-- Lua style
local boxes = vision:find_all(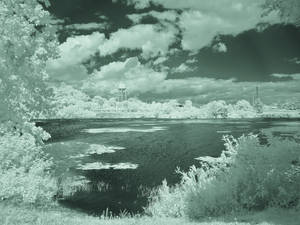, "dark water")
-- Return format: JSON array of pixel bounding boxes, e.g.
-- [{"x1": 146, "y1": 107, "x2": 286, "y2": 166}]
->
[{"x1": 37, "y1": 118, "x2": 300, "y2": 216}]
